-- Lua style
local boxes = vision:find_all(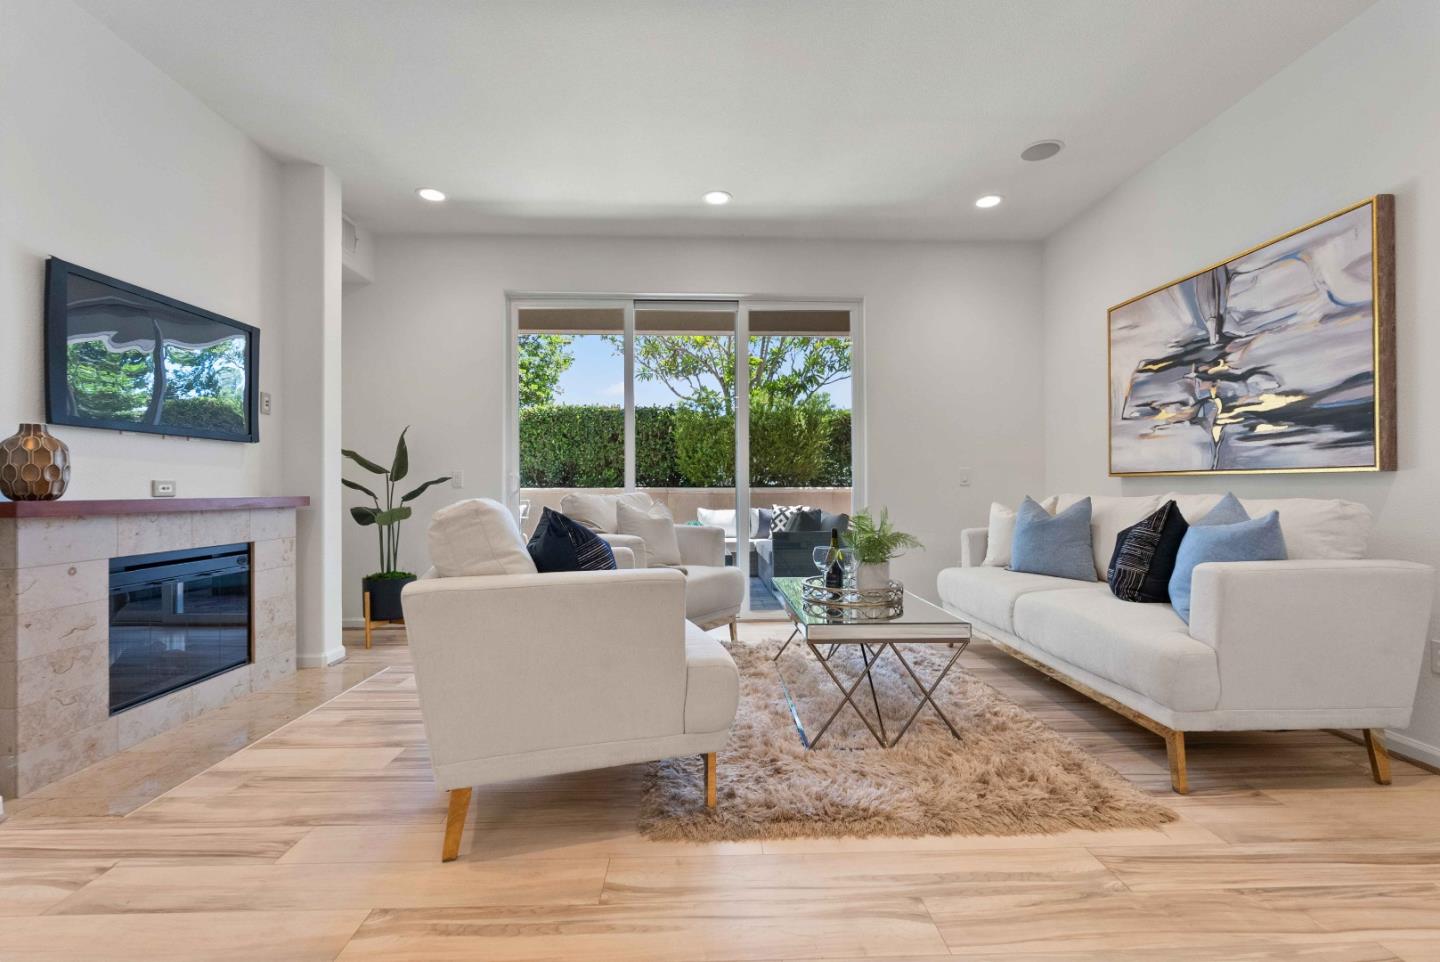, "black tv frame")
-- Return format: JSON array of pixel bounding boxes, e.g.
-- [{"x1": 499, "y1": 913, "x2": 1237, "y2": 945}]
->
[{"x1": 44, "y1": 258, "x2": 260, "y2": 443}]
